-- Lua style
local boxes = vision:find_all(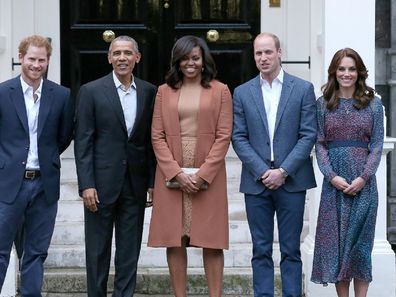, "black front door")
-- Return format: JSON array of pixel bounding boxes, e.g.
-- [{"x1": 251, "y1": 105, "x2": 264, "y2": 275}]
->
[{"x1": 60, "y1": 0, "x2": 260, "y2": 97}]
